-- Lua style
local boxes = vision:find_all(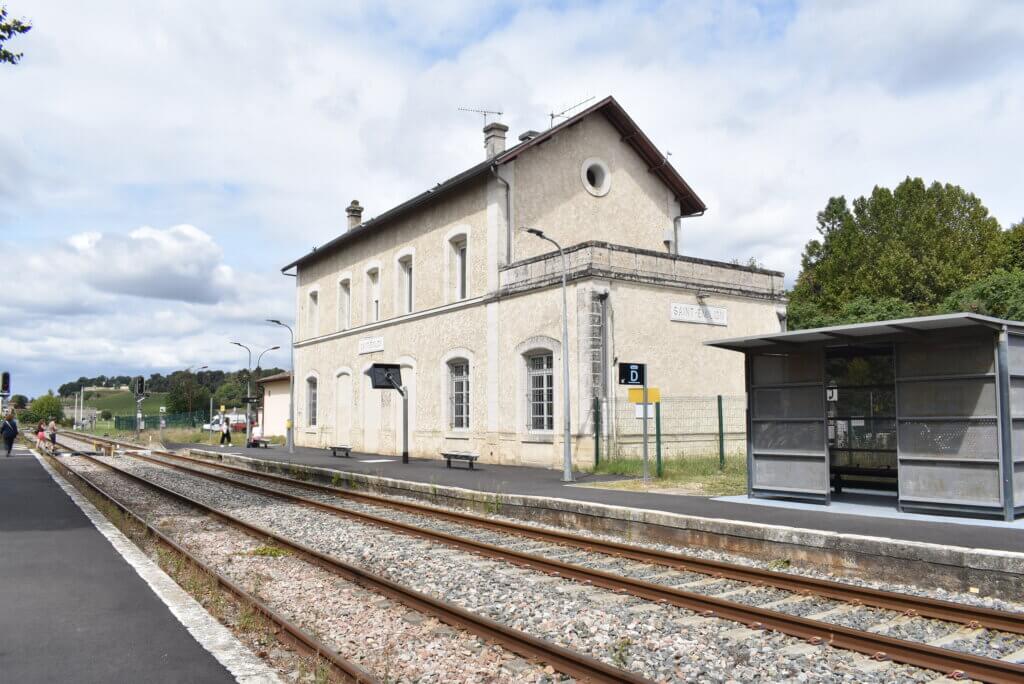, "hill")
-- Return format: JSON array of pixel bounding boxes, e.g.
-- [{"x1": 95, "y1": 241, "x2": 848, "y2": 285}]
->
[{"x1": 84, "y1": 391, "x2": 169, "y2": 415}]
